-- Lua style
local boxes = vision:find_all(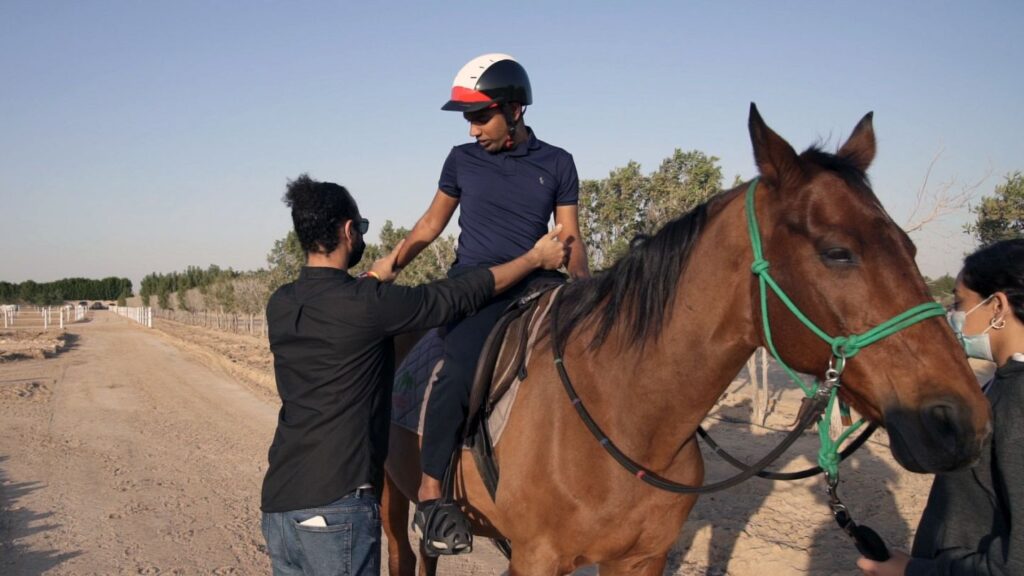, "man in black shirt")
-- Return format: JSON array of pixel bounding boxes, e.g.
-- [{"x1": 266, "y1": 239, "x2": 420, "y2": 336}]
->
[{"x1": 260, "y1": 174, "x2": 567, "y2": 575}]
